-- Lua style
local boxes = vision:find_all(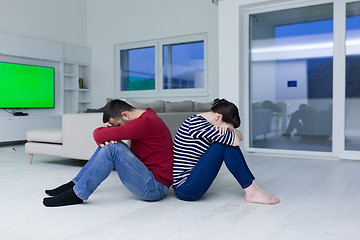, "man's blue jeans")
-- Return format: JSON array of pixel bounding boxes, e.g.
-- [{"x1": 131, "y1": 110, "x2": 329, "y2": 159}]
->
[
  {"x1": 72, "y1": 142, "x2": 169, "y2": 201},
  {"x1": 174, "y1": 142, "x2": 255, "y2": 201}
]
